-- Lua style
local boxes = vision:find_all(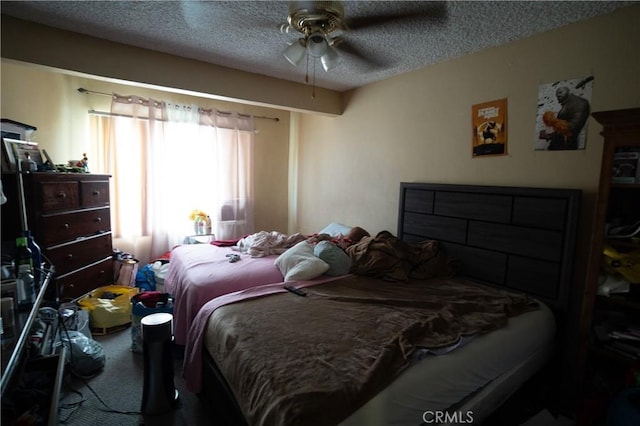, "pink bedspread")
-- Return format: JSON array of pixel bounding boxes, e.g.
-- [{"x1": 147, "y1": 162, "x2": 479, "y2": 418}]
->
[
  {"x1": 164, "y1": 244, "x2": 284, "y2": 345},
  {"x1": 183, "y1": 276, "x2": 345, "y2": 393}
]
